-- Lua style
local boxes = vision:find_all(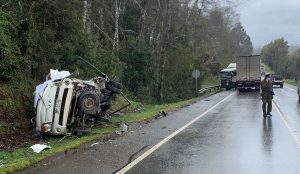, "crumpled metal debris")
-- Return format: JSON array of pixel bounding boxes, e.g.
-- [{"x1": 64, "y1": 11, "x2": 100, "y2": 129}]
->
[
  {"x1": 30, "y1": 144, "x2": 51, "y2": 153},
  {"x1": 115, "y1": 122, "x2": 128, "y2": 135},
  {"x1": 91, "y1": 142, "x2": 100, "y2": 147},
  {"x1": 154, "y1": 111, "x2": 168, "y2": 119},
  {"x1": 113, "y1": 112, "x2": 125, "y2": 116}
]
